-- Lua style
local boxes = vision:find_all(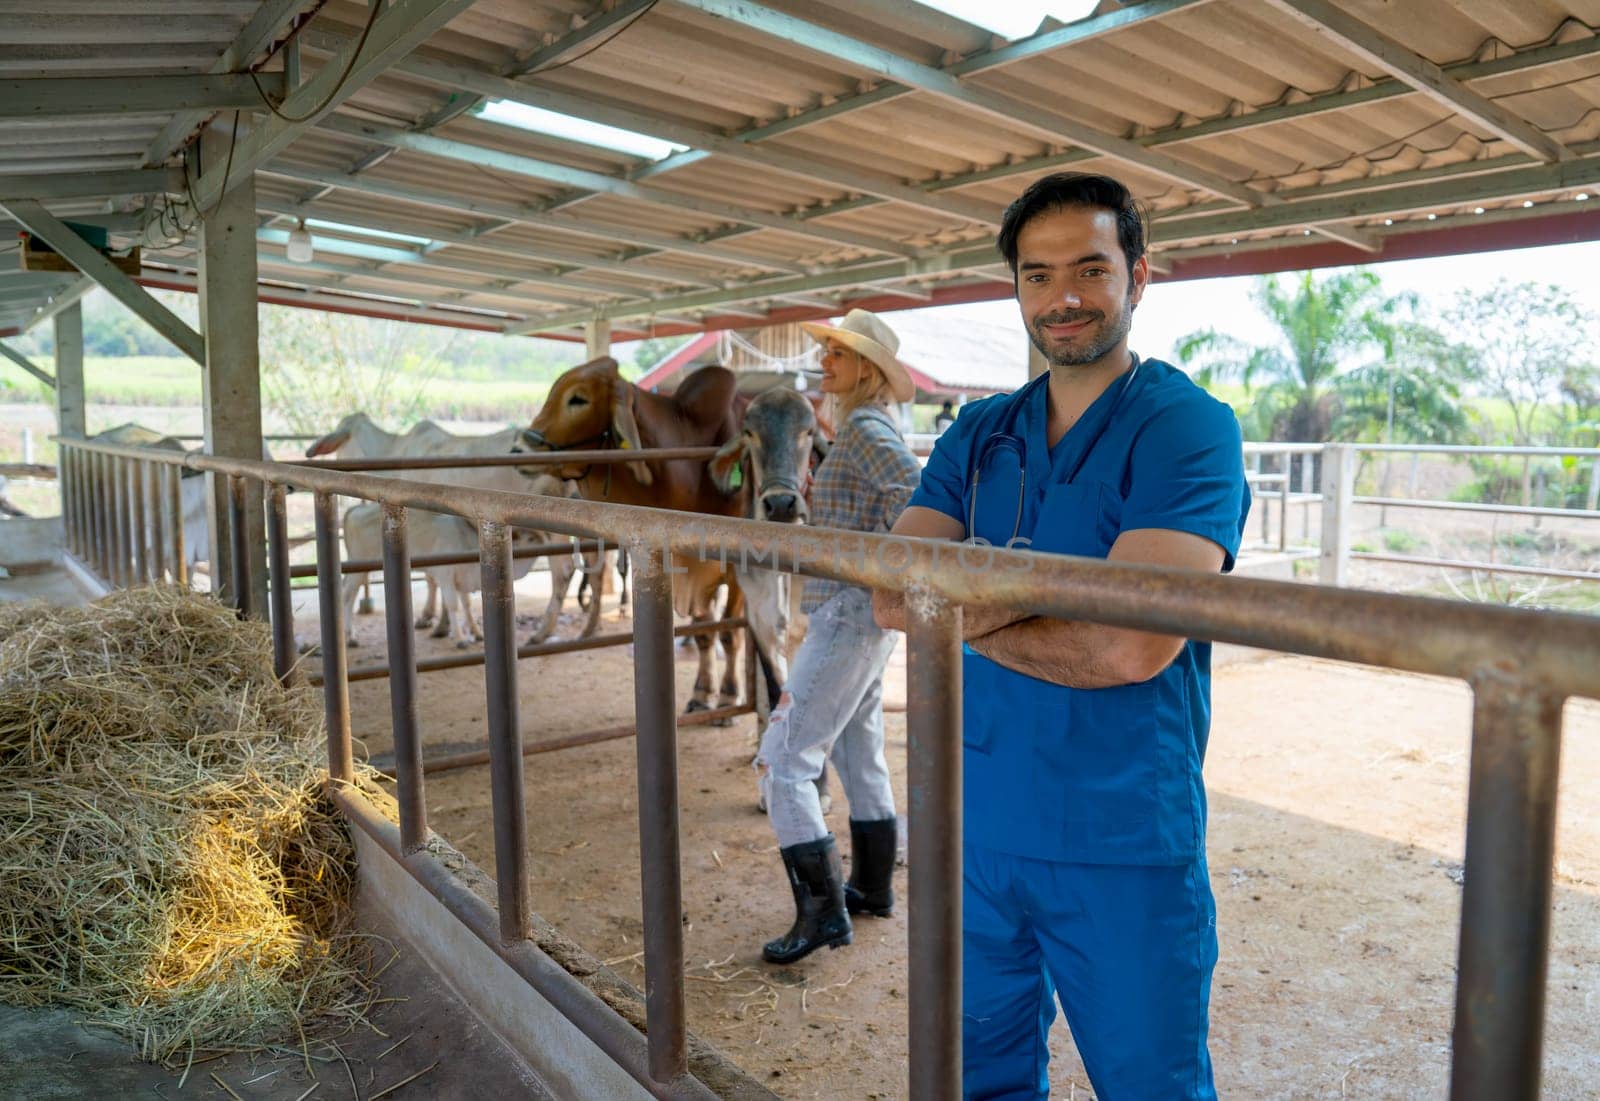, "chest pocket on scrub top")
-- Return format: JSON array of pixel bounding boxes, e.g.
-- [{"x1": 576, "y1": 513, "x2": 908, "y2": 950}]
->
[{"x1": 1028, "y1": 479, "x2": 1124, "y2": 559}]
